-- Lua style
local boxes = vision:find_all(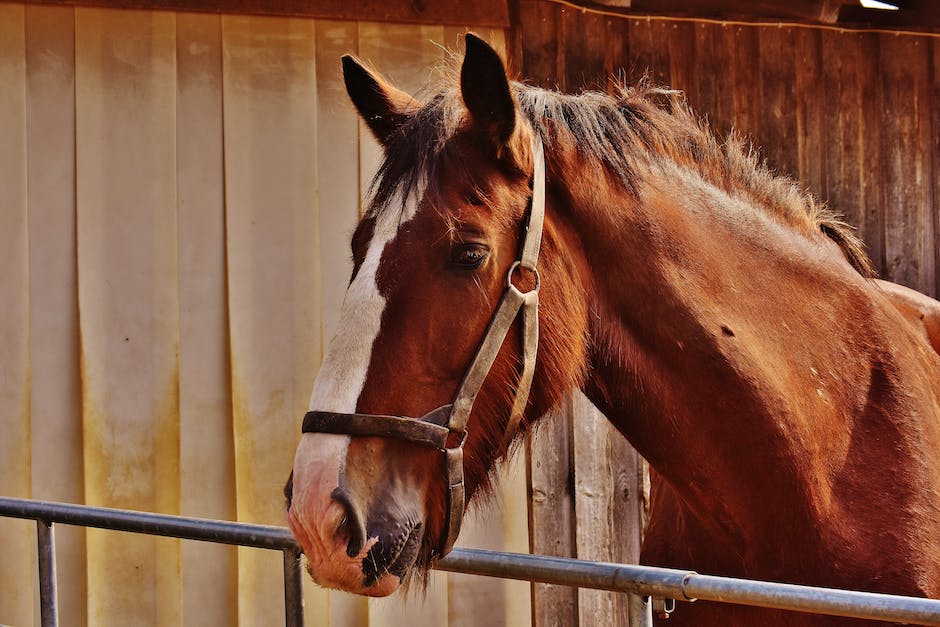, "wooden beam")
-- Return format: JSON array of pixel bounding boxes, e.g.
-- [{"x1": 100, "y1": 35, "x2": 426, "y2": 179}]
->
[
  {"x1": 837, "y1": 5, "x2": 940, "y2": 30},
  {"x1": 20, "y1": 0, "x2": 510, "y2": 27},
  {"x1": 604, "y1": 0, "x2": 851, "y2": 23}
]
